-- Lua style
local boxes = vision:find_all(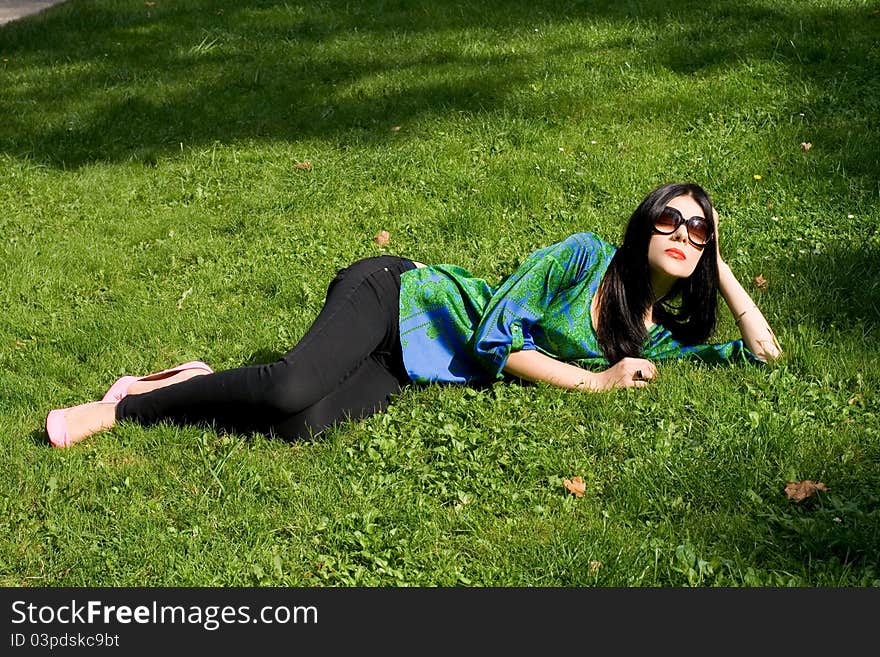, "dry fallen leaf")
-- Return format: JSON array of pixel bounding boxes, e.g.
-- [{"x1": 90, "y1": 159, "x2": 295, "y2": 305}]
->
[
  {"x1": 784, "y1": 480, "x2": 827, "y2": 502},
  {"x1": 754, "y1": 275, "x2": 768, "y2": 290},
  {"x1": 589, "y1": 560, "x2": 601, "y2": 575},
  {"x1": 373, "y1": 230, "x2": 391, "y2": 246},
  {"x1": 293, "y1": 161, "x2": 312, "y2": 170},
  {"x1": 800, "y1": 142, "x2": 813, "y2": 151},
  {"x1": 563, "y1": 475, "x2": 586, "y2": 498}
]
